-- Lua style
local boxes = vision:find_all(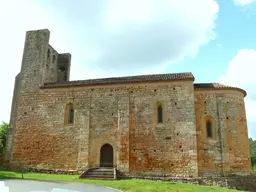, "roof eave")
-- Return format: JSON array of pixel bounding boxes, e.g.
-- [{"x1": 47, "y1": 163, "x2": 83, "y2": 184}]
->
[
  {"x1": 194, "y1": 87, "x2": 247, "y2": 97},
  {"x1": 41, "y1": 78, "x2": 195, "y2": 89}
]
